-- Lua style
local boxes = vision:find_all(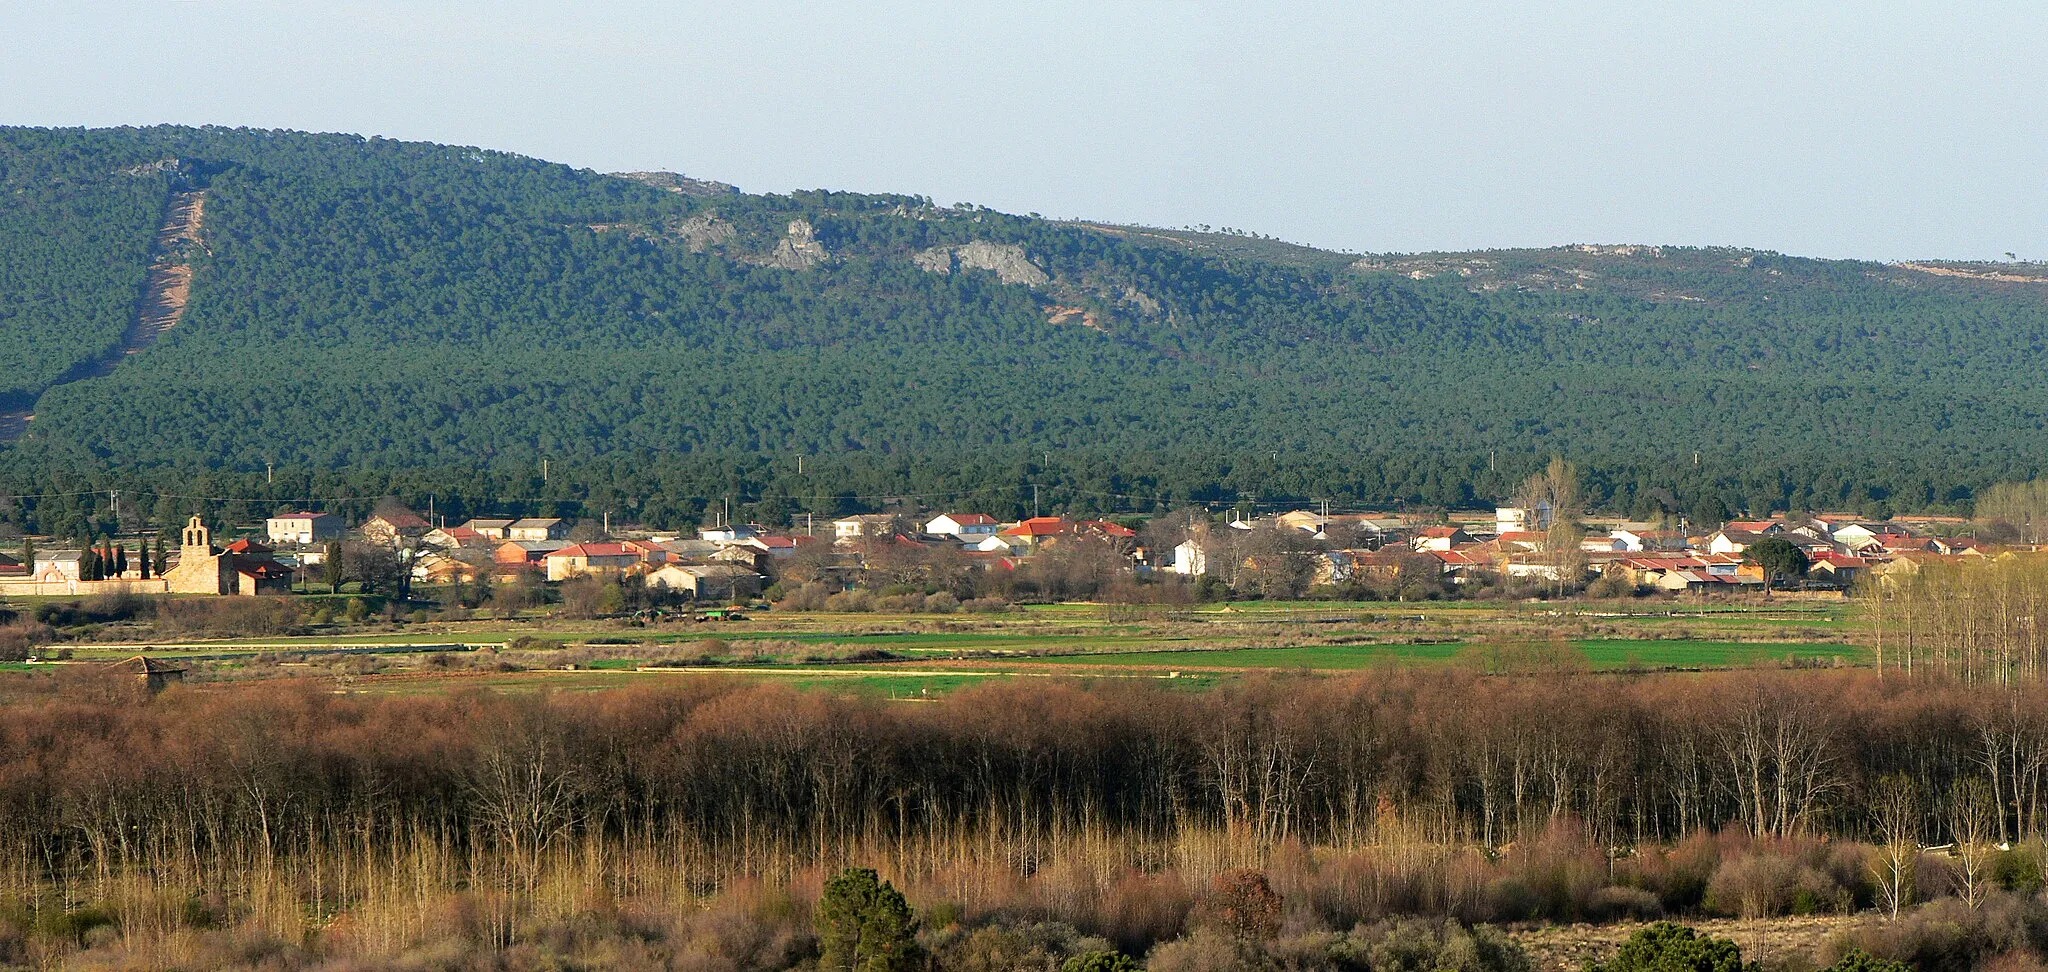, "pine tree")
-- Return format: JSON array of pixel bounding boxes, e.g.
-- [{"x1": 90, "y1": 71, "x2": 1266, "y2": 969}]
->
[
  {"x1": 139, "y1": 539, "x2": 151, "y2": 579},
  {"x1": 154, "y1": 539, "x2": 168, "y2": 576},
  {"x1": 114, "y1": 544, "x2": 128, "y2": 577},
  {"x1": 817, "y1": 868, "x2": 921, "y2": 972},
  {"x1": 19, "y1": 536, "x2": 33, "y2": 572},
  {"x1": 80, "y1": 547, "x2": 100, "y2": 582}
]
